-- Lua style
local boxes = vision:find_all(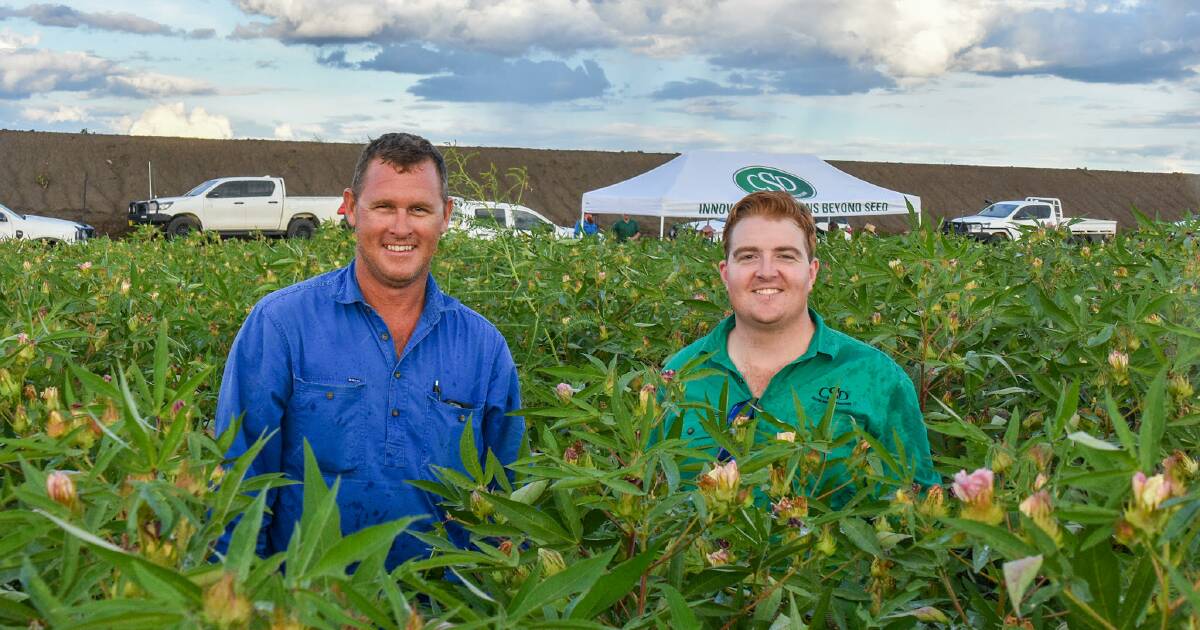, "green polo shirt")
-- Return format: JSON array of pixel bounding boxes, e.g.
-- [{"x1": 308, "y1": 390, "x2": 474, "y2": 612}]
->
[
  {"x1": 612, "y1": 218, "x2": 639, "y2": 242},
  {"x1": 663, "y1": 309, "x2": 940, "y2": 500}
]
